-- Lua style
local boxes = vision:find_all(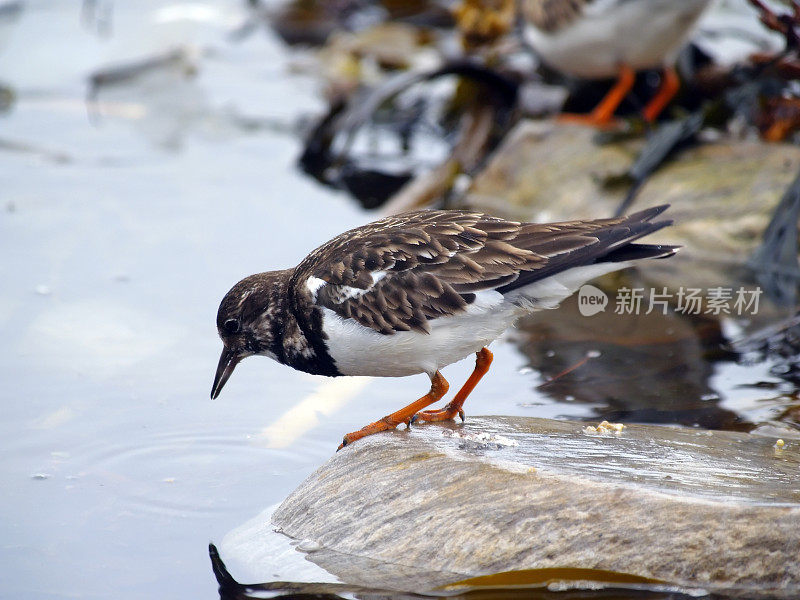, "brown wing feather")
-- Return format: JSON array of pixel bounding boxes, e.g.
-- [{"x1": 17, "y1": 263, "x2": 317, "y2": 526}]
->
[{"x1": 290, "y1": 207, "x2": 673, "y2": 335}]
